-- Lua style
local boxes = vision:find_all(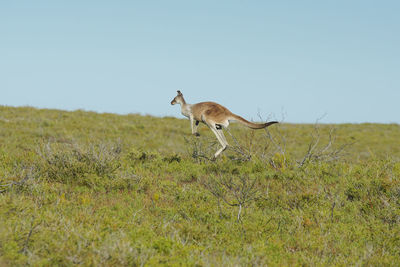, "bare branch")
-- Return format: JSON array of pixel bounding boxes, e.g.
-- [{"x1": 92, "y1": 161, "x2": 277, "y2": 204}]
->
[
  {"x1": 225, "y1": 128, "x2": 252, "y2": 161},
  {"x1": 20, "y1": 216, "x2": 41, "y2": 254},
  {"x1": 297, "y1": 117, "x2": 354, "y2": 167},
  {"x1": 0, "y1": 167, "x2": 34, "y2": 193},
  {"x1": 202, "y1": 174, "x2": 262, "y2": 222}
]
